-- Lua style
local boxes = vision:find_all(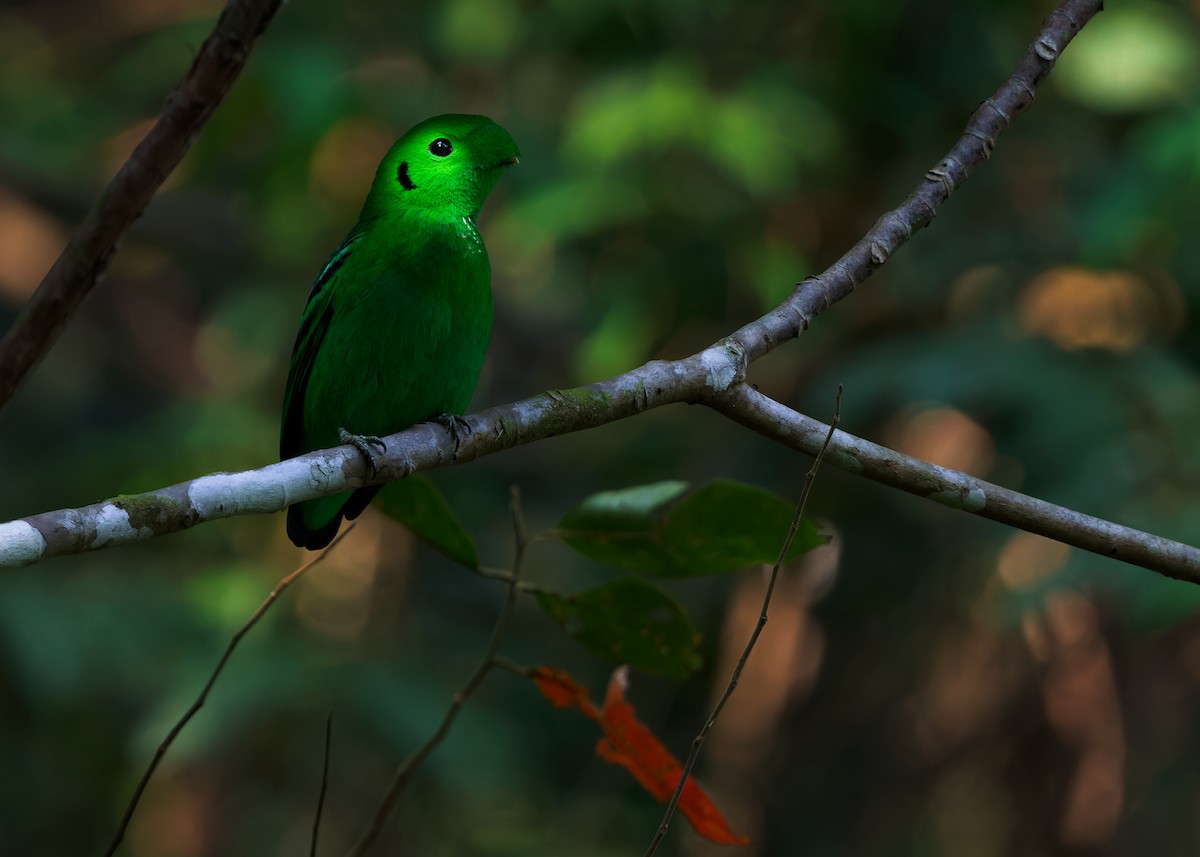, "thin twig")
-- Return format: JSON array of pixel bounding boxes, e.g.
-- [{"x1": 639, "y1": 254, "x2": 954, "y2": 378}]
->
[
  {"x1": 0, "y1": 0, "x2": 285, "y2": 412},
  {"x1": 490, "y1": 656, "x2": 535, "y2": 679},
  {"x1": 643, "y1": 387, "x2": 843, "y2": 857},
  {"x1": 474, "y1": 564, "x2": 547, "y2": 594},
  {"x1": 311, "y1": 714, "x2": 333, "y2": 857},
  {"x1": 347, "y1": 488, "x2": 530, "y2": 857},
  {"x1": 102, "y1": 526, "x2": 354, "y2": 857}
]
